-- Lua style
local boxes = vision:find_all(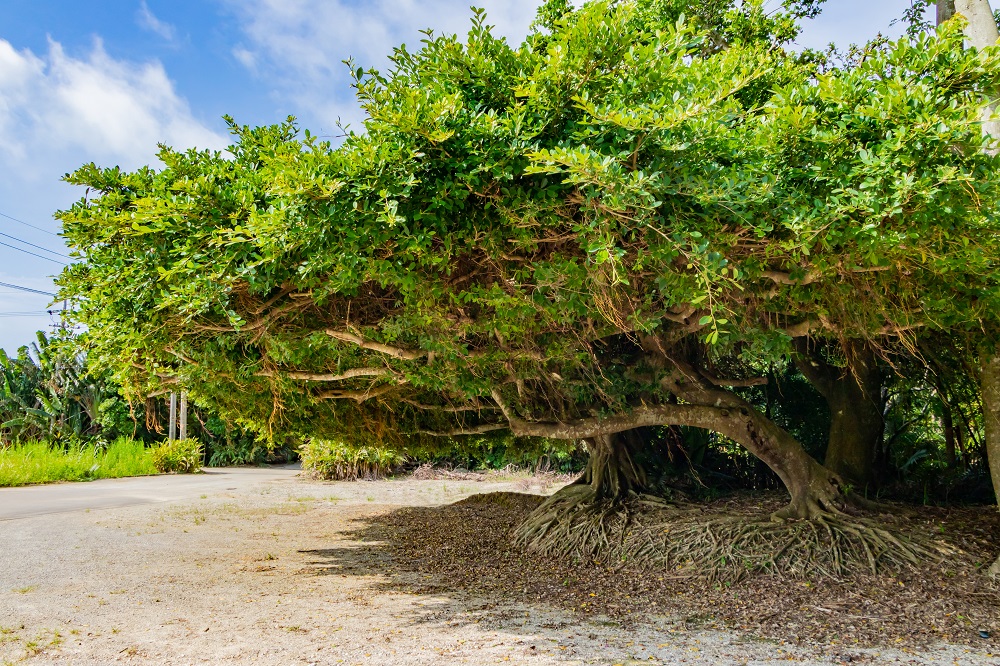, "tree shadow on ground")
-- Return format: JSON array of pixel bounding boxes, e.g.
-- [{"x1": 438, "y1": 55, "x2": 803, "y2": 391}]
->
[{"x1": 296, "y1": 491, "x2": 1000, "y2": 649}]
